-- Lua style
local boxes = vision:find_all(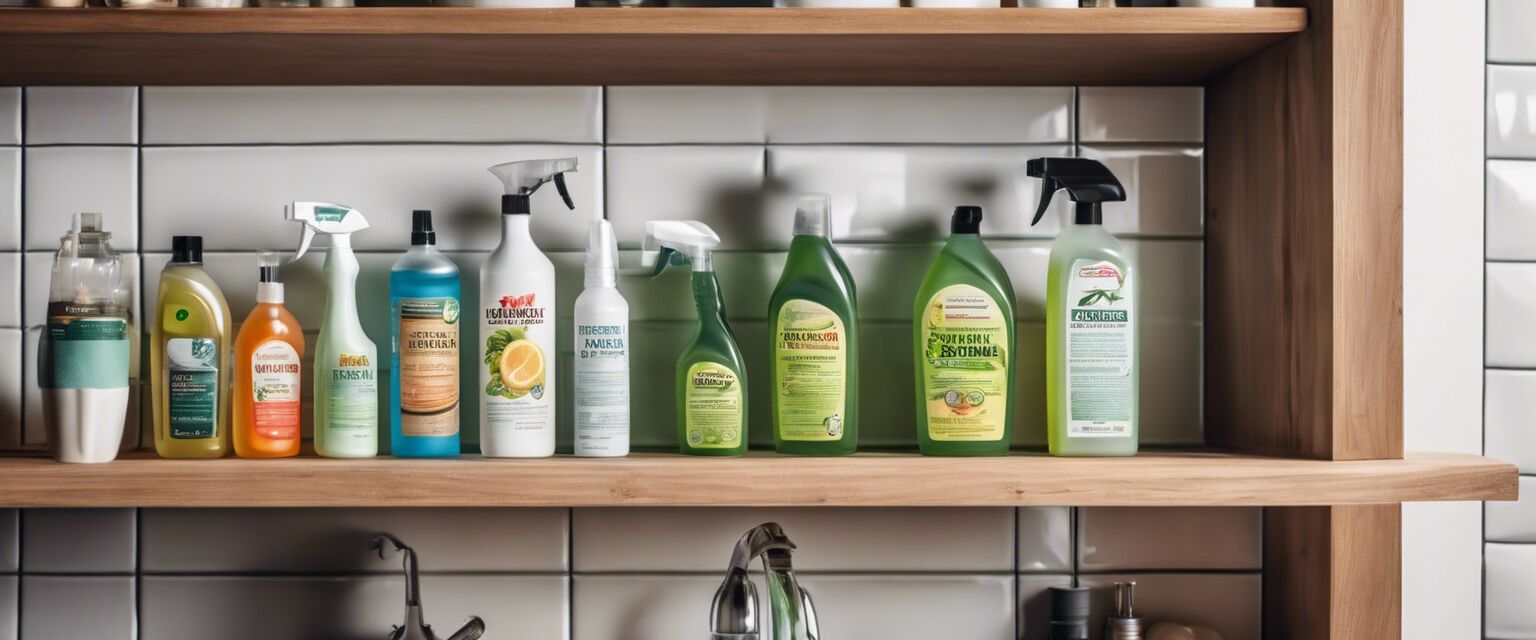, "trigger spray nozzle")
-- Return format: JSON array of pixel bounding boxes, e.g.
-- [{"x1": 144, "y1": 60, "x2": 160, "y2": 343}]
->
[
  {"x1": 1026, "y1": 157, "x2": 1127, "y2": 227},
  {"x1": 642, "y1": 221, "x2": 721, "y2": 275},
  {"x1": 285, "y1": 202, "x2": 370, "y2": 262},
  {"x1": 488, "y1": 157, "x2": 579, "y2": 214}
]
